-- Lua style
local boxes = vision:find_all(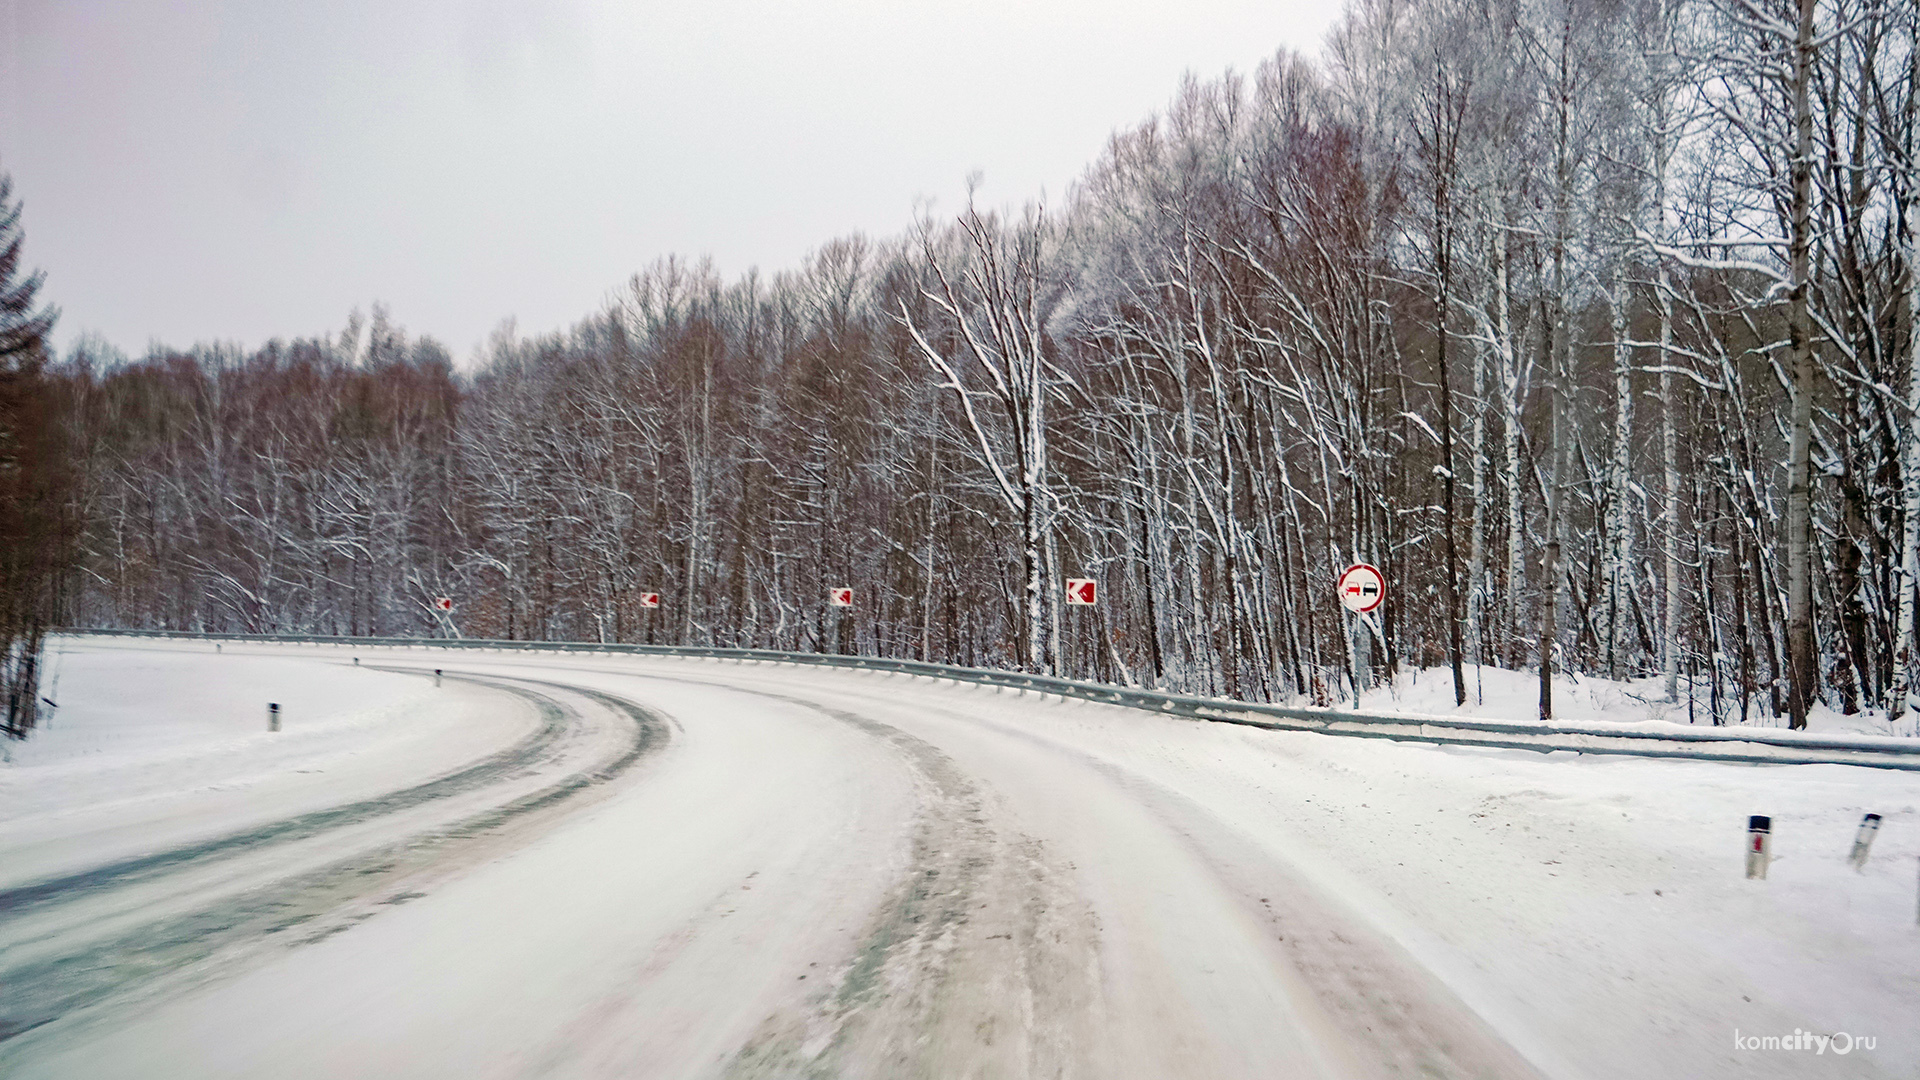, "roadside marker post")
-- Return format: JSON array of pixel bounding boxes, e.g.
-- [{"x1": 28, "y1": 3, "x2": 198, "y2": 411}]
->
[
  {"x1": 434, "y1": 668, "x2": 443, "y2": 688},
  {"x1": 1848, "y1": 813, "x2": 1881, "y2": 872},
  {"x1": 1747, "y1": 816, "x2": 1771, "y2": 879},
  {"x1": 268, "y1": 702, "x2": 280, "y2": 732}
]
